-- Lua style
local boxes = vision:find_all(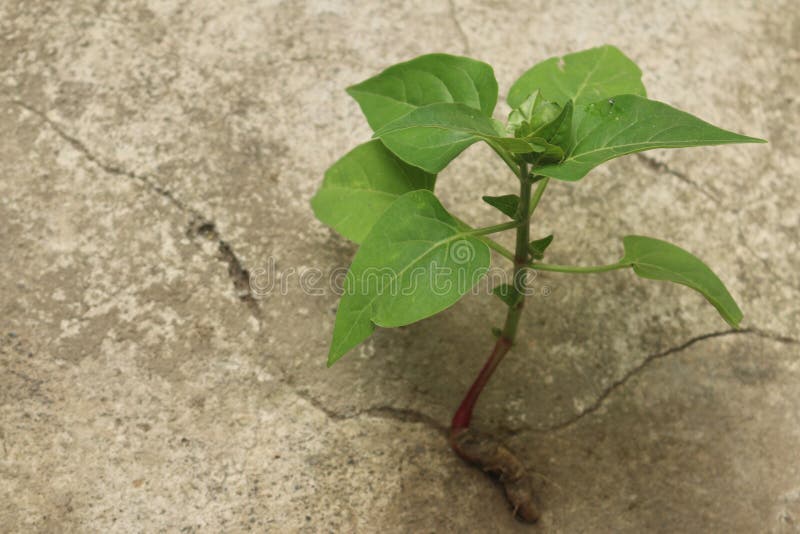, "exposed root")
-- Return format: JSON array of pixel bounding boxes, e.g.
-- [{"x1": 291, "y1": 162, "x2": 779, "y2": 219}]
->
[{"x1": 450, "y1": 427, "x2": 539, "y2": 523}]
